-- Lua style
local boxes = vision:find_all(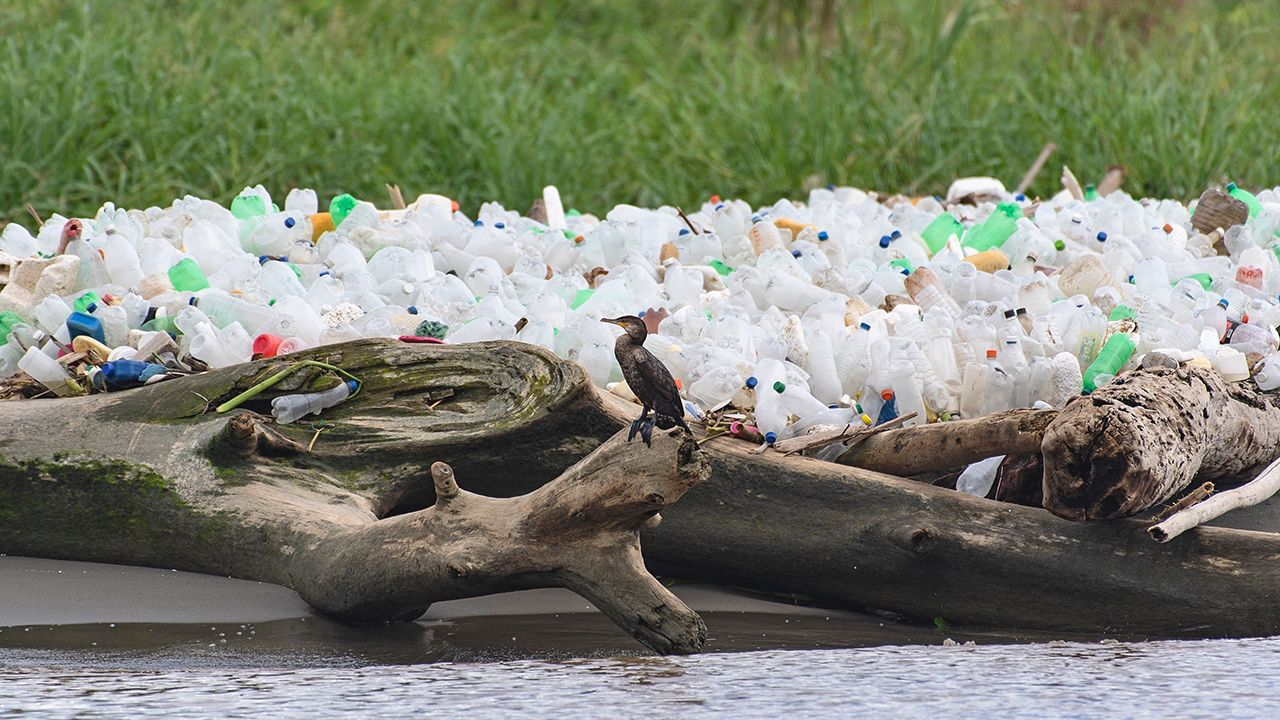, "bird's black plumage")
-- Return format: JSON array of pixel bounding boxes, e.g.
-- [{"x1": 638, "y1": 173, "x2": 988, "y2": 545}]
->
[{"x1": 602, "y1": 315, "x2": 690, "y2": 445}]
